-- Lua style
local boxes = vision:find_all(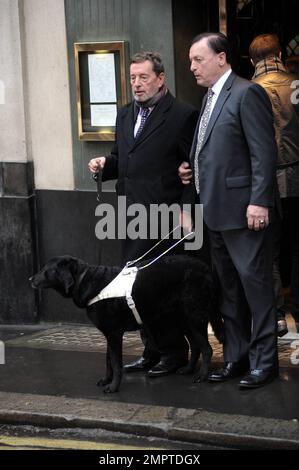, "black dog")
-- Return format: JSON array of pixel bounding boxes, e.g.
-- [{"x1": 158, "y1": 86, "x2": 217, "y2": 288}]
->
[{"x1": 30, "y1": 255, "x2": 223, "y2": 393}]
